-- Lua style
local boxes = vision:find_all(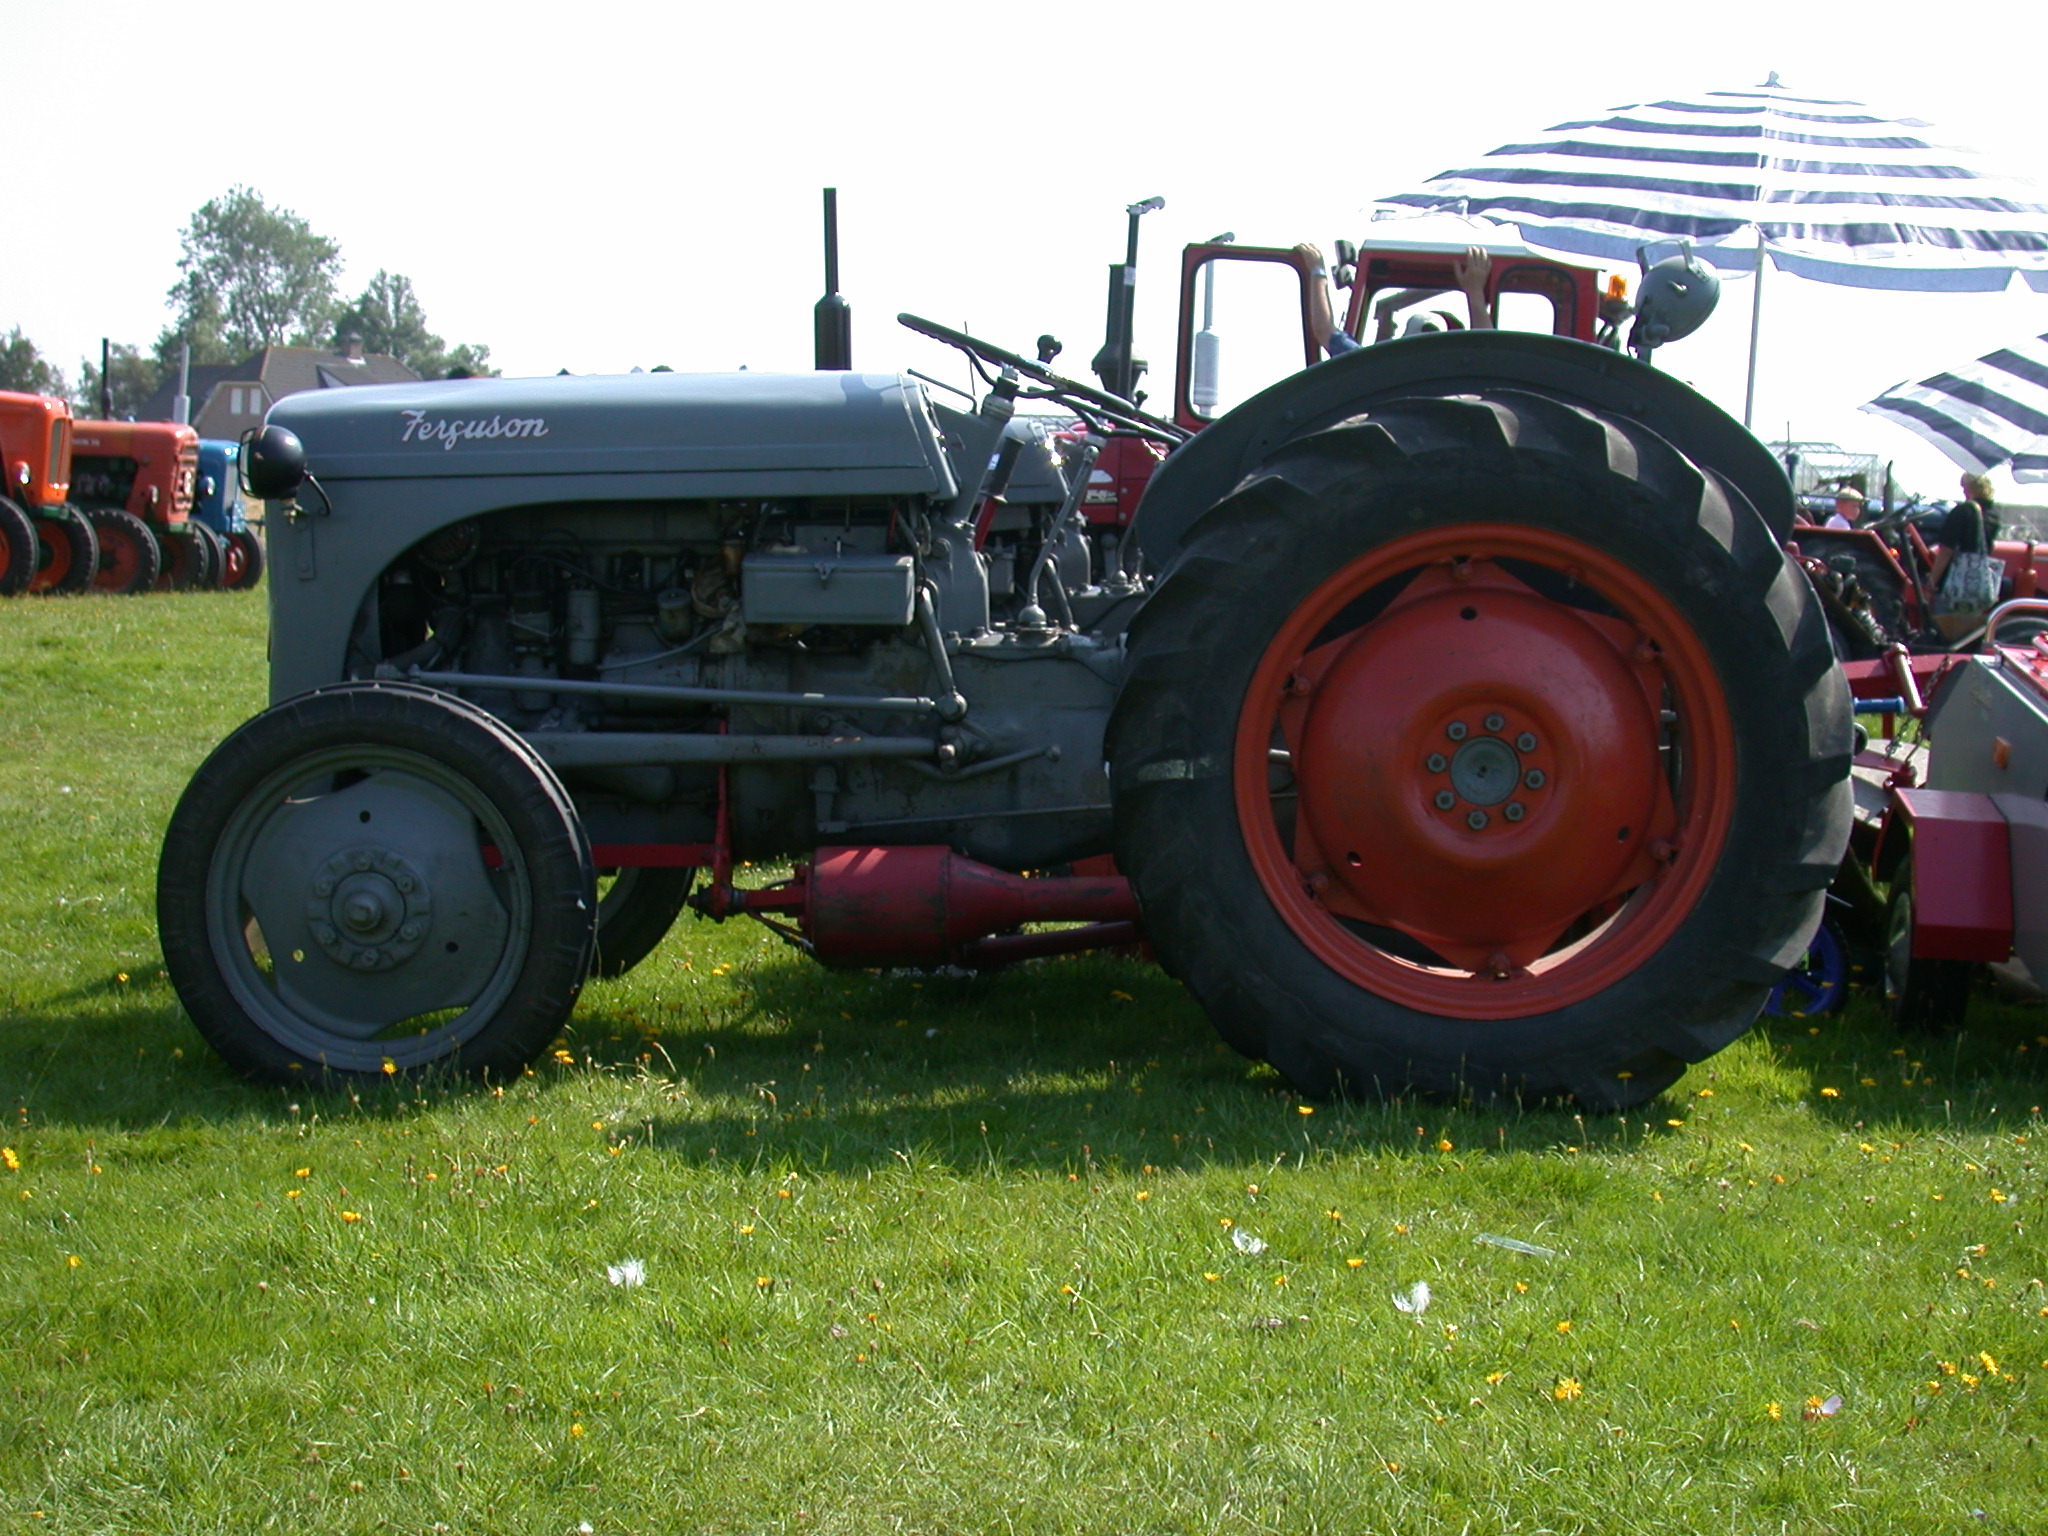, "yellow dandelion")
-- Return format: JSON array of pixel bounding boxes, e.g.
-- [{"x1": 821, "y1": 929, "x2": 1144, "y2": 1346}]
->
[
  {"x1": 1515, "y1": 1281, "x2": 1529, "y2": 1293},
  {"x1": 340, "y1": 1210, "x2": 362, "y2": 1222},
  {"x1": 1991, "y1": 1189, "x2": 2008, "y2": 1202},
  {"x1": 2, "y1": 1148, "x2": 18, "y2": 1172},
  {"x1": 777, "y1": 1188, "x2": 792, "y2": 1199},
  {"x1": 1297, "y1": 1105, "x2": 1315, "y2": 1116},
  {"x1": 1485, "y1": 1371, "x2": 1507, "y2": 1385},
  {"x1": 1859, "y1": 1143, "x2": 1875, "y2": 1153},
  {"x1": 66, "y1": 1254, "x2": 79, "y2": 1268},
  {"x1": 1346, "y1": 1258, "x2": 1364, "y2": 1269},
  {"x1": 1219, "y1": 1218, "x2": 1234, "y2": 1228},
  {"x1": 1766, "y1": 1401, "x2": 1782, "y2": 1420},
  {"x1": 1820, "y1": 1087, "x2": 1840, "y2": 1098},
  {"x1": 1273, "y1": 1273, "x2": 1288, "y2": 1287},
  {"x1": 1738, "y1": 1141, "x2": 1754, "y2": 1152},
  {"x1": 1666, "y1": 1119, "x2": 1684, "y2": 1128},
  {"x1": 1060, "y1": 1283, "x2": 1076, "y2": 1295},
  {"x1": 1110, "y1": 989, "x2": 1133, "y2": 1001},
  {"x1": 1203, "y1": 1272, "x2": 1220, "y2": 1283},
  {"x1": 739, "y1": 1224, "x2": 754, "y2": 1235},
  {"x1": 570, "y1": 1422, "x2": 585, "y2": 1439},
  {"x1": 286, "y1": 1190, "x2": 301, "y2": 1199},
  {"x1": 756, "y1": 1276, "x2": 772, "y2": 1289},
  {"x1": 1437, "y1": 1138, "x2": 1454, "y2": 1152},
  {"x1": 1937, "y1": 1360, "x2": 1957, "y2": 1376},
  {"x1": 380, "y1": 1058, "x2": 396, "y2": 1076},
  {"x1": 1553, "y1": 1377, "x2": 1582, "y2": 1401},
  {"x1": 1860, "y1": 1077, "x2": 1877, "y2": 1087},
  {"x1": 1696, "y1": 1088, "x2": 1714, "y2": 1098},
  {"x1": 1394, "y1": 1223, "x2": 1410, "y2": 1235},
  {"x1": 1326, "y1": 1209, "x2": 1342, "y2": 1222},
  {"x1": 1772, "y1": 1173, "x2": 1787, "y2": 1185},
  {"x1": 1980, "y1": 1352, "x2": 1999, "y2": 1373},
  {"x1": 1556, "y1": 1320, "x2": 1572, "y2": 1334},
  {"x1": 294, "y1": 1168, "x2": 309, "y2": 1178},
  {"x1": 551, "y1": 1049, "x2": 574, "y2": 1064}
]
